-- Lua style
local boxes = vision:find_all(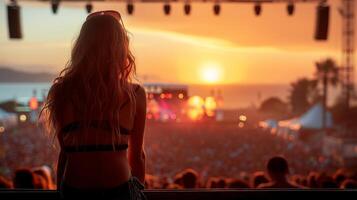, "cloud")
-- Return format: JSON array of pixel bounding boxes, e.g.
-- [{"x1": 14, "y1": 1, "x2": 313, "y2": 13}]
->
[{"x1": 130, "y1": 26, "x2": 338, "y2": 56}]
